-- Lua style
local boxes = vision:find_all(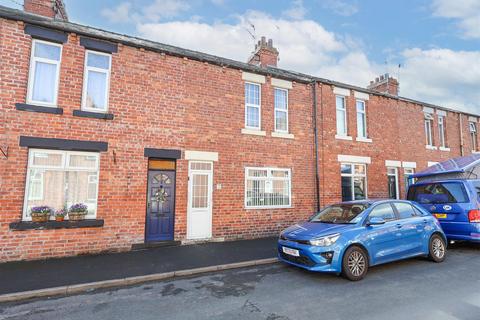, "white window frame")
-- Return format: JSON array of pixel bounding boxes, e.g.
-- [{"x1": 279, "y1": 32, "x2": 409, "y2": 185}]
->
[
  {"x1": 425, "y1": 113, "x2": 434, "y2": 147},
  {"x1": 27, "y1": 39, "x2": 62, "y2": 107},
  {"x1": 28, "y1": 171, "x2": 44, "y2": 201},
  {"x1": 470, "y1": 122, "x2": 477, "y2": 152},
  {"x1": 438, "y1": 115, "x2": 446, "y2": 148},
  {"x1": 244, "y1": 82, "x2": 261, "y2": 130},
  {"x1": 356, "y1": 99, "x2": 367, "y2": 138},
  {"x1": 387, "y1": 167, "x2": 400, "y2": 199},
  {"x1": 274, "y1": 88, "x2": 289, "y2": 133},
  {"x1": 340, "y1": 163, "x2": 368, "y2": 201},
  {"x1": 336, "y1": 95, "x2": 347, "y2": 136},
  {"x1": 23, "y1": 149, "x2": 100, "y2": 221},
  {"x1": 404, "y1": 167, "x2": 416, "y2": 193},
  {"x1": 81, "y1": 50, "x2": 112, "y2": 113},
  {"x1": 244, "y1": 167, "x2": 292, "y2": 209}
]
